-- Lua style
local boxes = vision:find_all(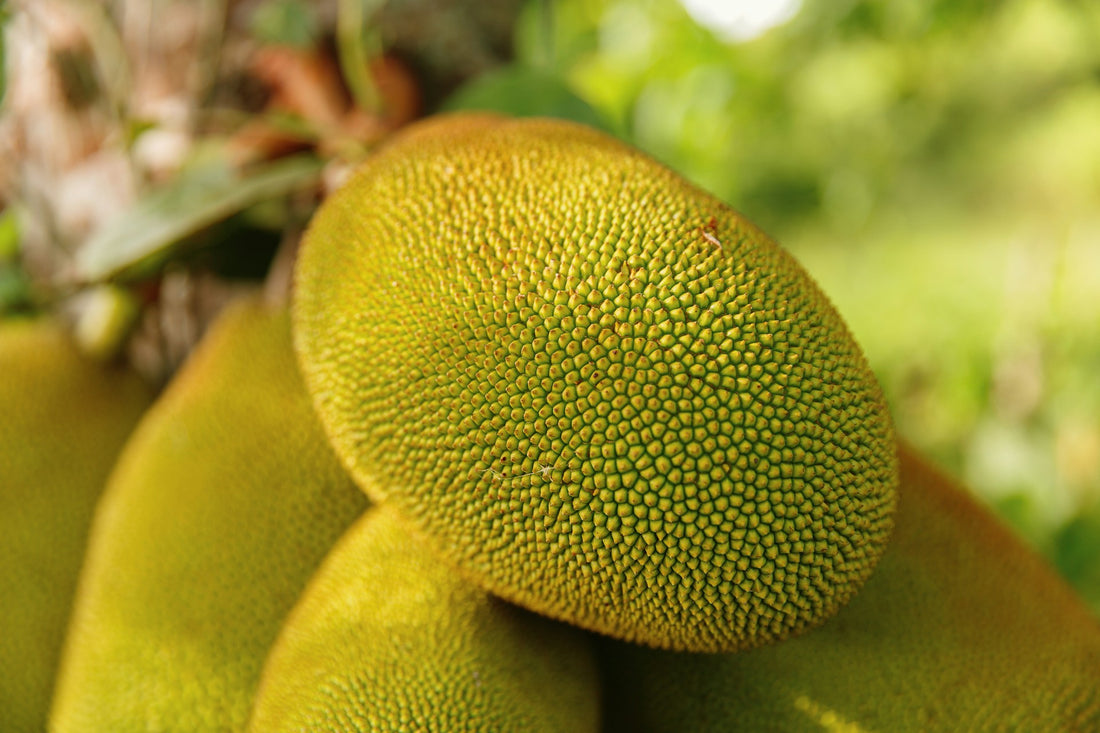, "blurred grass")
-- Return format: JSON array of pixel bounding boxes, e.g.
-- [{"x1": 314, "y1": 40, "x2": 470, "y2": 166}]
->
[{"x1": 513, "y1": 0, "x2": 1100, "y2": 608}]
